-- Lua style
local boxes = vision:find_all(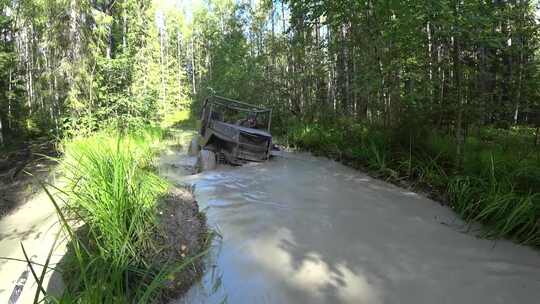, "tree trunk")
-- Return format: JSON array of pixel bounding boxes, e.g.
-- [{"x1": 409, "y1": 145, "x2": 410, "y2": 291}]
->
[
  {"x1": 0, "y1": 115, "x2": 4, "y2": 146},
  {"x1": 514, "y1": 17, "x2": 524, "y2": 125},
  {"x1": 453, "y1": 1, "x2": 464, "y2": 169},
  {"x1": 191, "y1": 38, "x2": 196, "y2": 95},
  {"x1": 337, "y1": 24, "x2": 348, "y2": 114},
  {"x1": 8, "y1": 68, "x2": 12, "y2": 129},
  {"x1": 177, "y1": 27, "x2": 182, "y2": 105},
  {"x1": 159, "y1": 26, "x2": 166, "y2": 103},
  {"x1": 105, "y1": 1, "x2": 113, "y2": 58},
  {"x1": 270, "y1": 2, "x2": 276, "y2": 102},
  {"x1": 122, "y1": 8, "x2": 127, "y2": 50}
]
